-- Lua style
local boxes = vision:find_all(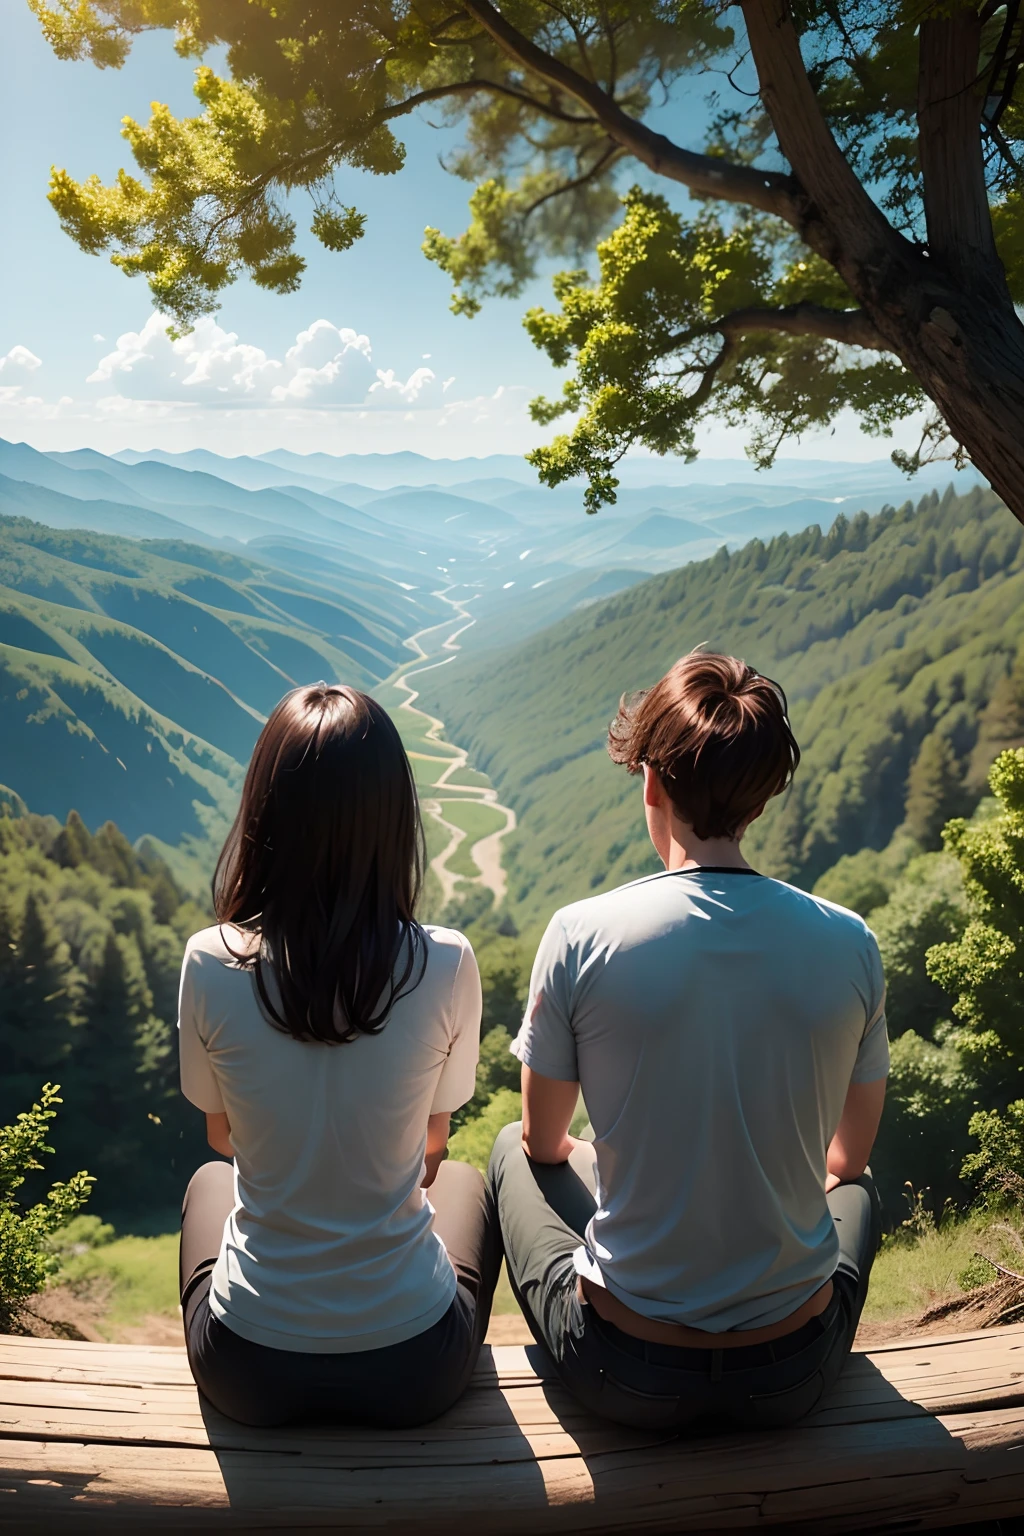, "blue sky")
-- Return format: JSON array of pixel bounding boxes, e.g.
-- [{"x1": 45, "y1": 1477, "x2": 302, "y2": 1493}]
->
[{"x1": 0, "y1": 2, "x2": 925, "y2": 462}]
